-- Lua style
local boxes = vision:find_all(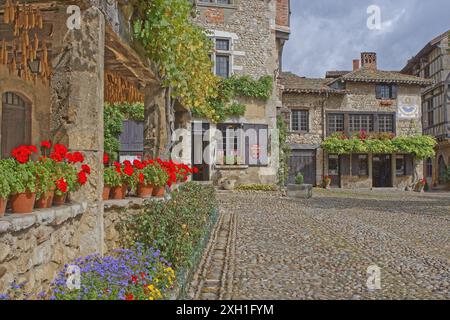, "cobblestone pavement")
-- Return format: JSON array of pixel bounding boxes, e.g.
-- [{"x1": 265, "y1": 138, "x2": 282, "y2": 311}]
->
[{"x1": 187, "y1": 189, "x2": 450, "y2": 300}]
